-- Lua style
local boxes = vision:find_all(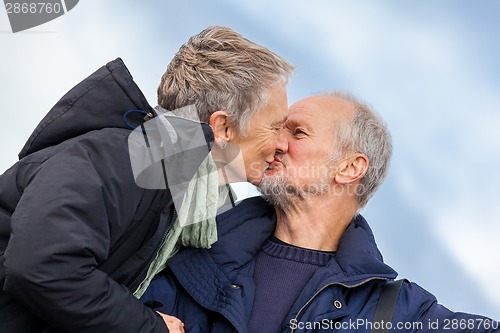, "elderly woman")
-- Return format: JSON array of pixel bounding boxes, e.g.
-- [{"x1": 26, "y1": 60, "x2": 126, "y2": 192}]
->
[
  {"x1": 131, "y1": 26, "x2": 294, "y2": 331},
  {"x1": 0, "y1": 26, "x2": 293, "y2": 333}
]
